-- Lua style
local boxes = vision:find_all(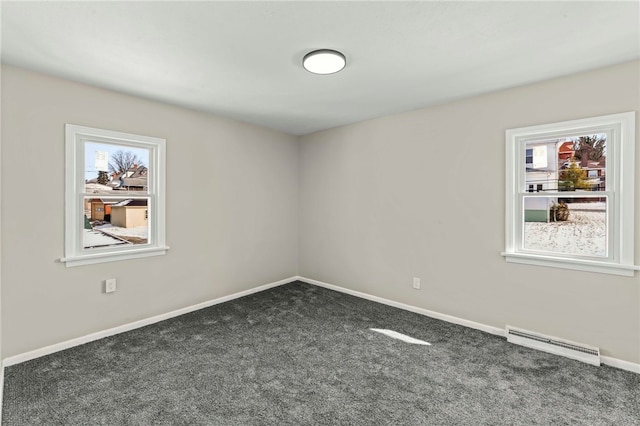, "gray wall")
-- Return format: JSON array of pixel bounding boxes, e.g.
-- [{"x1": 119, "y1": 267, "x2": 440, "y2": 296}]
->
[
  {"x1": 2, "y1": 61, "x2": 639, "y2": 365},
  {"x1": 1, "y1": 65, "x2": 299, "y2": 358},
  {"x1": 299, "y1": 60, "x2": 640, "y2": 364}
]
